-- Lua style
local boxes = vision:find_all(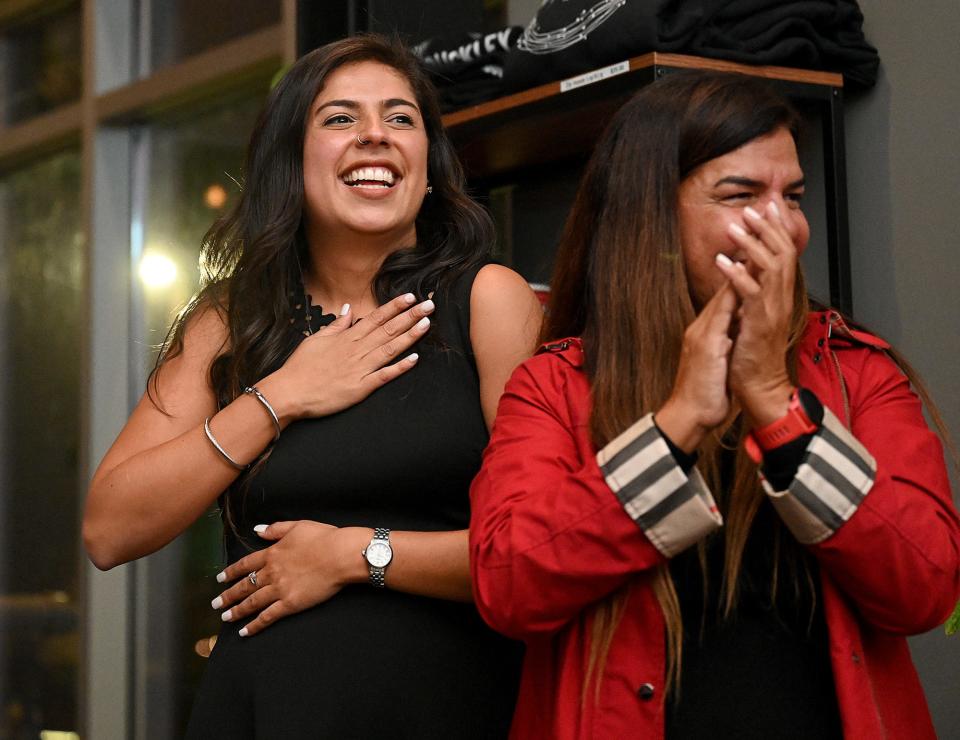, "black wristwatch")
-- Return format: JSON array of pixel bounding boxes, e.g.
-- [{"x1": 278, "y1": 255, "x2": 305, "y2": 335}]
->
[{"x1": 745, "y1": 387, "x2": 821, "y2": 463}]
